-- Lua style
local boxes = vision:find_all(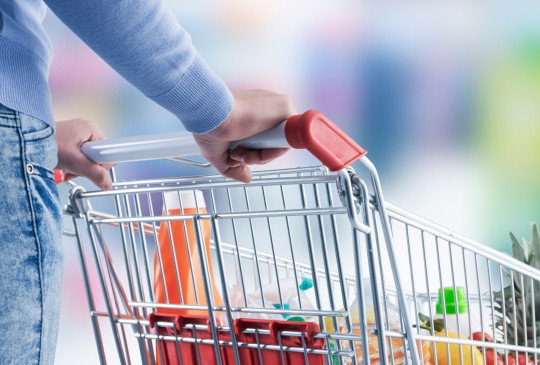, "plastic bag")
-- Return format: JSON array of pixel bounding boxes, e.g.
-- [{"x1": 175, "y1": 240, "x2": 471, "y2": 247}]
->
[{"x1": 228, "y1": 277, "x2": 318, "y2": 323}]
